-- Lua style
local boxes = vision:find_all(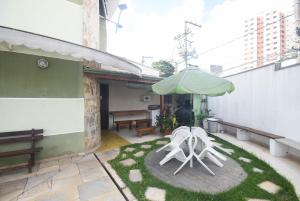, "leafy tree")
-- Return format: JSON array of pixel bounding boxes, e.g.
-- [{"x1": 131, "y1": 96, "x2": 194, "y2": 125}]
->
[{"x1": 152, "y1": 60, "x2": 175, "y2": 77}]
